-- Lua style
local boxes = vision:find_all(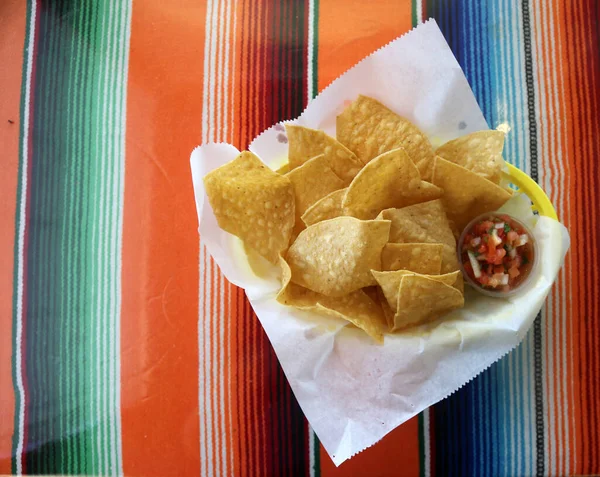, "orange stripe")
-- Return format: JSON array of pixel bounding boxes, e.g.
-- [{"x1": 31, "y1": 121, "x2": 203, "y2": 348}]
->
[
  {"x1": 320, "y1": 417, "x2": 420, "y2": 477},
  {"x1": 0, "y1": 0, "x2": 26, "y2": 472},
  {"x1": 120, "y1": 1, "x2": 205, "y2": 475},
  {"x1": 316, "y1": 1, "x2": 417, "y2": 473},
  {"x1": 558, "y1": 1, "x2": 583, "y2": 472},
  {"x1": 554, "y1": 2, "x2": 579, "y2": 472}
]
